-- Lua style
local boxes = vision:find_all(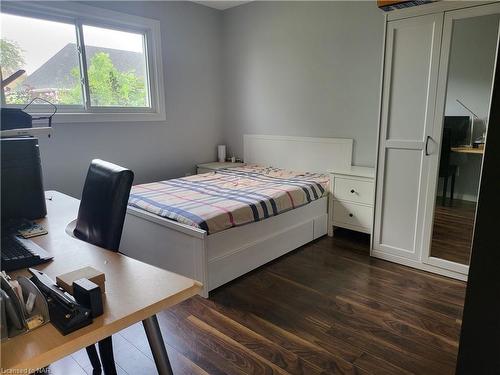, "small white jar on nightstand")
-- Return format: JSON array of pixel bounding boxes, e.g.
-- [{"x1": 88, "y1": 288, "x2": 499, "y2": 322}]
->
[
  {"x1": 196, "y1": 162, "x2": 245, "y2": 175},
  {"x1": 327, "y1": 167, "x2": 375, "y2": 237}
]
